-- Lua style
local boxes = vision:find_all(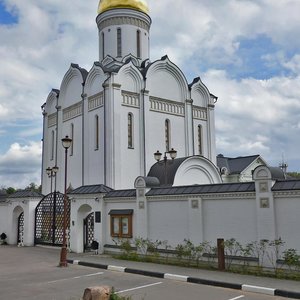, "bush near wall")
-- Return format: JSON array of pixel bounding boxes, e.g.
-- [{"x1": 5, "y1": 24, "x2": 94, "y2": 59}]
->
[{"x1": 111, "y1": 237, "x2": 300, "y2": 279}]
